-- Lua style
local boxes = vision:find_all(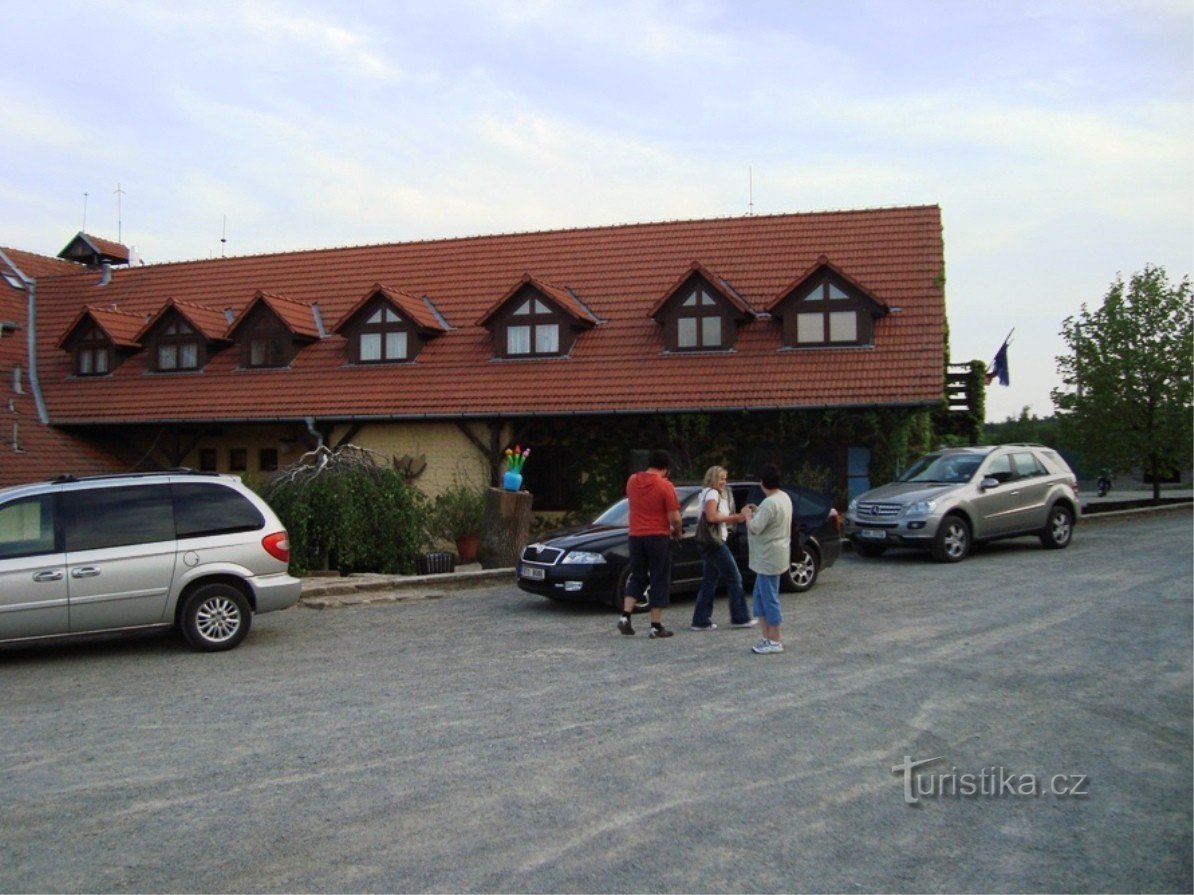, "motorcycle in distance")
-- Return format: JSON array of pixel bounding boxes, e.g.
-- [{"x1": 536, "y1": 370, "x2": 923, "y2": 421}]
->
[{"x1": 1096, "y1": 469, "x2": 1113, "y2": 497}]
